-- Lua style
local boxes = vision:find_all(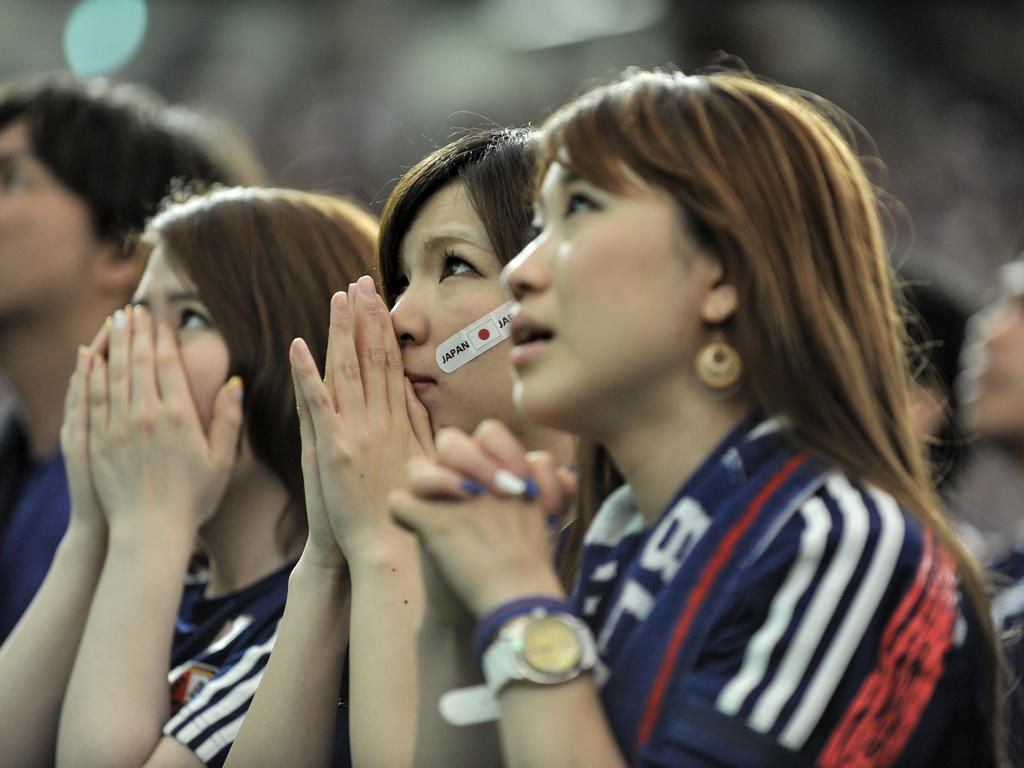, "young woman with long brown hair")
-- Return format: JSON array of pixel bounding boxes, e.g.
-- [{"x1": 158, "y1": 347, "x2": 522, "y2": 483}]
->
[
  {"x1": 390, "y1": 69, "x2": 1005, "y2": 767},
  {"x1": 0, "y1": 186, "x2": 375, "y2": 767}
]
